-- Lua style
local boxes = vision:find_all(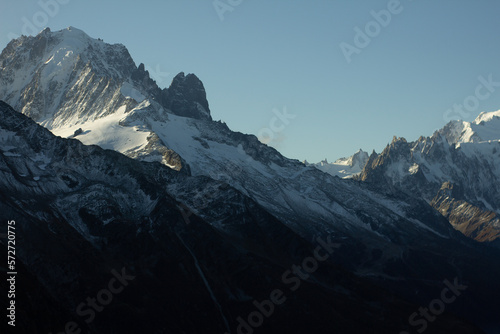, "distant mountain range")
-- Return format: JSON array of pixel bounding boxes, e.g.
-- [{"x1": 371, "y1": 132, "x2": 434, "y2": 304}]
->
[
  {"x1": 305, "y1": 149, "x2": 370, "y2": 179},
  {"x1": 1, "y1": 27, "x2": 500, "y2": 333},
  {"x1": 358, "y1": 111, "x2": 500, "y2": 244}
]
